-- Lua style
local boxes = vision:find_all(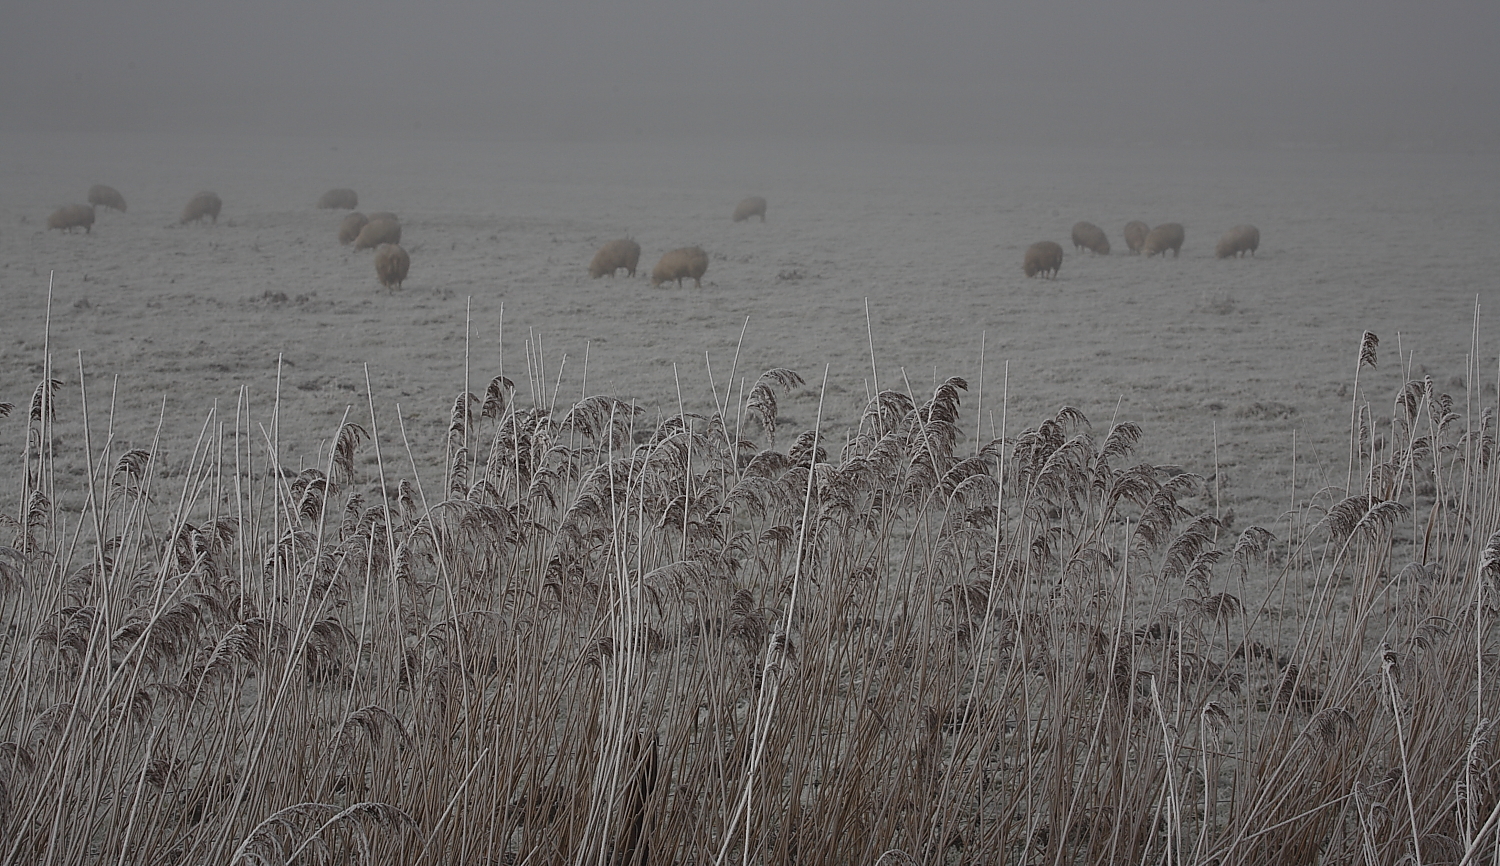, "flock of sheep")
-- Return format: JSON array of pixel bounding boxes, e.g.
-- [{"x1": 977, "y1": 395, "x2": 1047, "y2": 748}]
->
[
  {"x1": 48, "y1": 184, "x2": 226, "y2": 231},
  {"x1": 584, "y1": 195, "x2": 766, "y2": 288},
  {"x1": 1023, "y1": 220, "x2": 1260, "y2": 279},
  {"x1": 47, "y1": 185, "x2": 223, "y2": 231},
  {"x1": 45, "y1": 184, "x2": 415, "y2": 288},
  {"x1": 43, "y1": 184, "x2": 758, "y2": 291},
  {"x1": 325, "y1": 194, "x2": 410, "y2": 290},
  {"x1": 47, "y1": 184, "x2": 1255, "y2": 289}
]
